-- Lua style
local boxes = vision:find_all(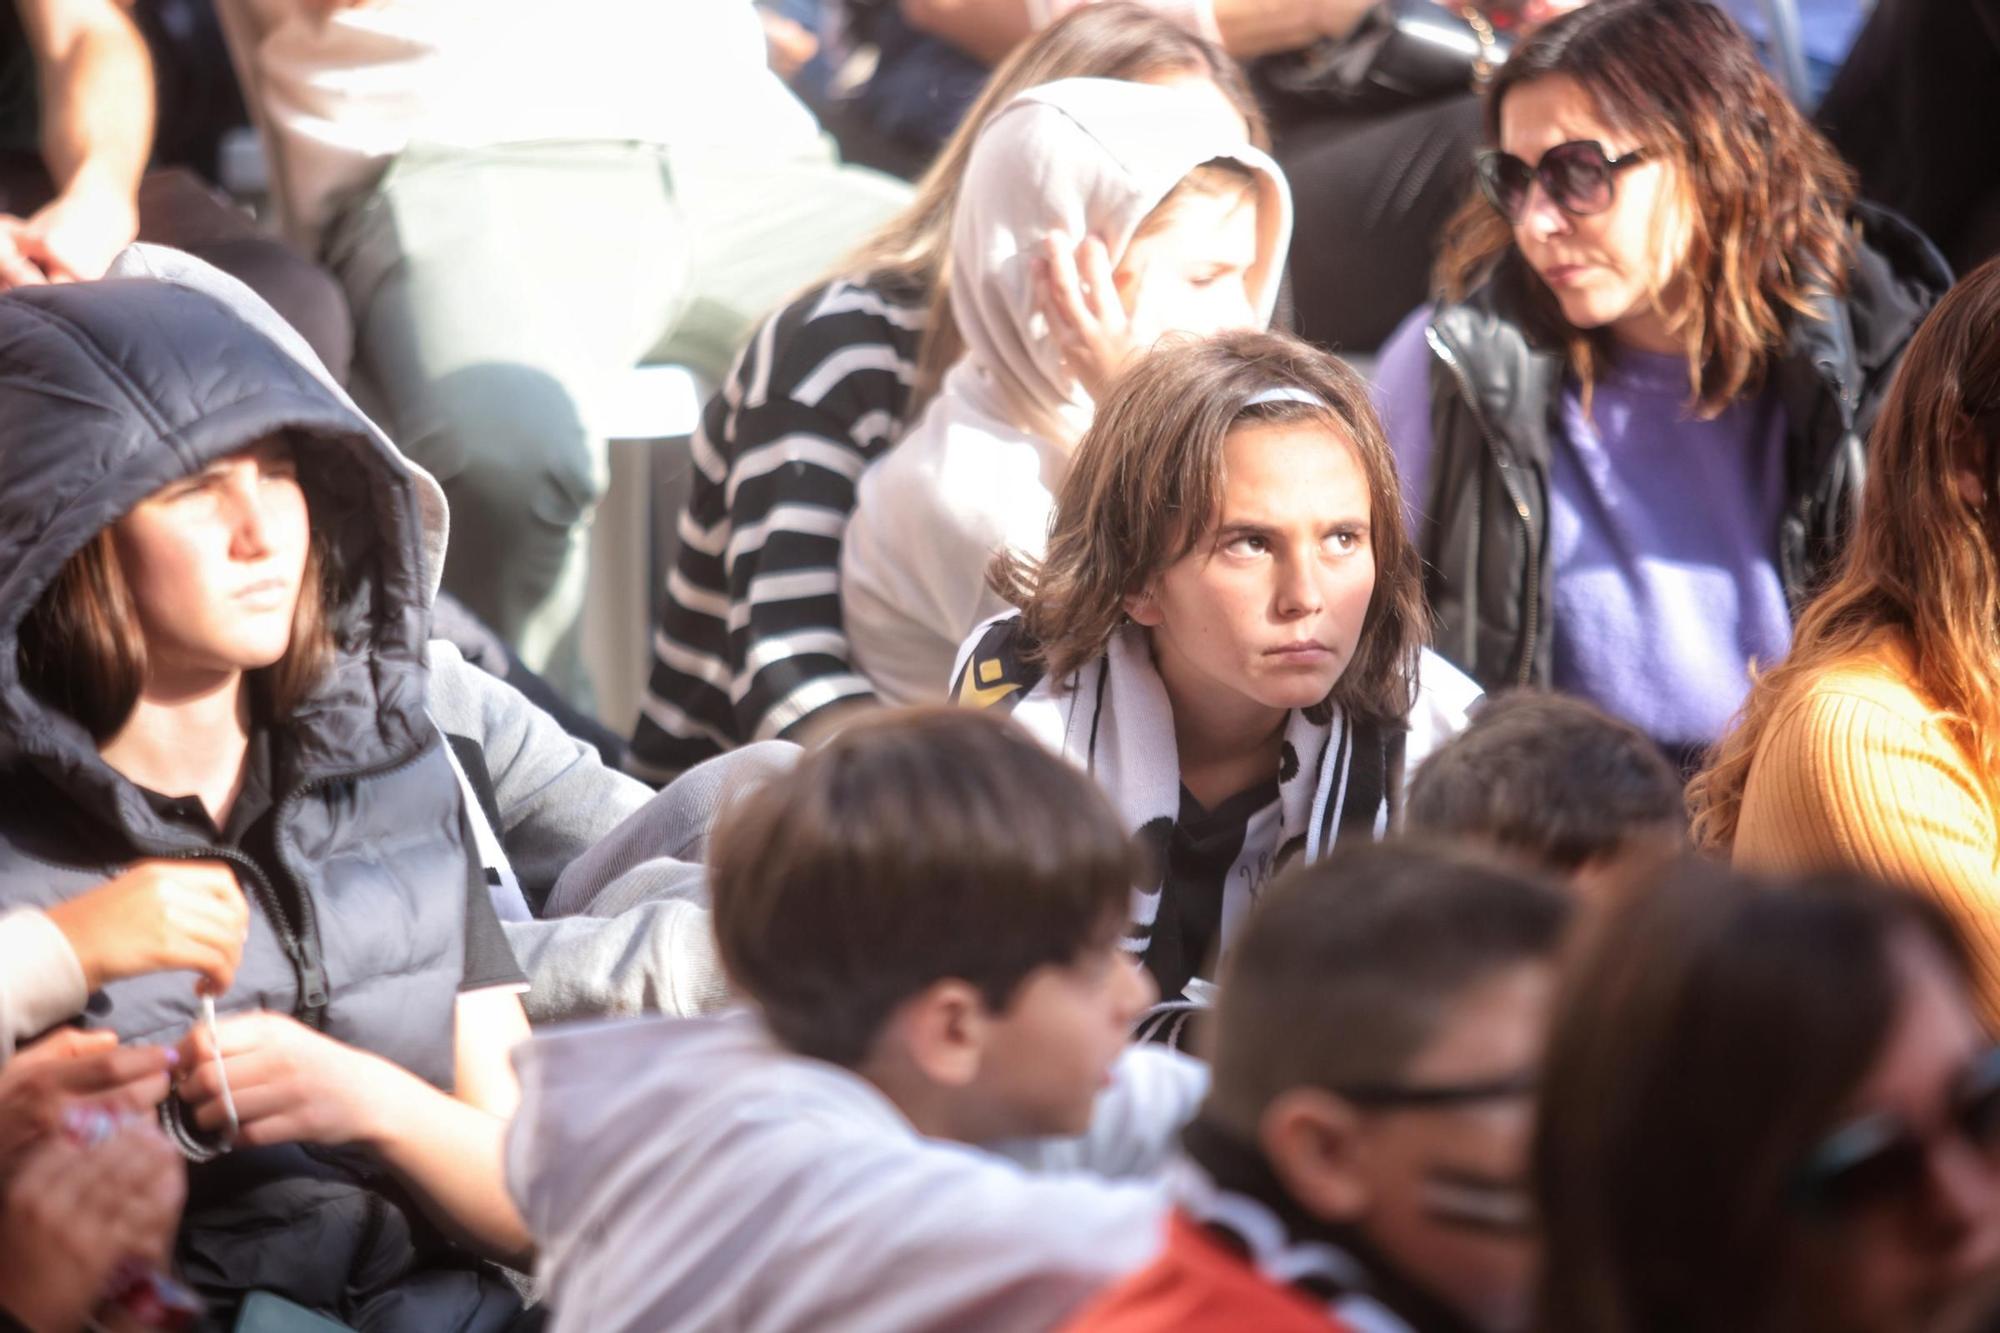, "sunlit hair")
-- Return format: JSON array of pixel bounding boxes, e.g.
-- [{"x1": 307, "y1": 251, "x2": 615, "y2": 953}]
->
[
  {"x1": 1691, "y1": 256, "x2": 2000, "y2": 848},
  {"x1": 988, "y1": 329, "x2": 1425, "y2": 728},
  {"x1": 836, "y1": 2, "x2": 1264, "y2": 408},
  {"x1": 16, "y1": 451, "x2": 335, "y2": 743},
  {"x1": 1433, "y1": 0, "x2": 1856, "y2": 417},
  {"x1": 1129, "y1": 158, "x2": 1261, "y2": 244}
]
